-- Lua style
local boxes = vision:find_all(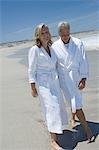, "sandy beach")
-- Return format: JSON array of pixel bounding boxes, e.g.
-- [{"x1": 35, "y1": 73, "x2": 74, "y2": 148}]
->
[{"x1": 0, "y1": 30, "x2": 99, "y2": 150}]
